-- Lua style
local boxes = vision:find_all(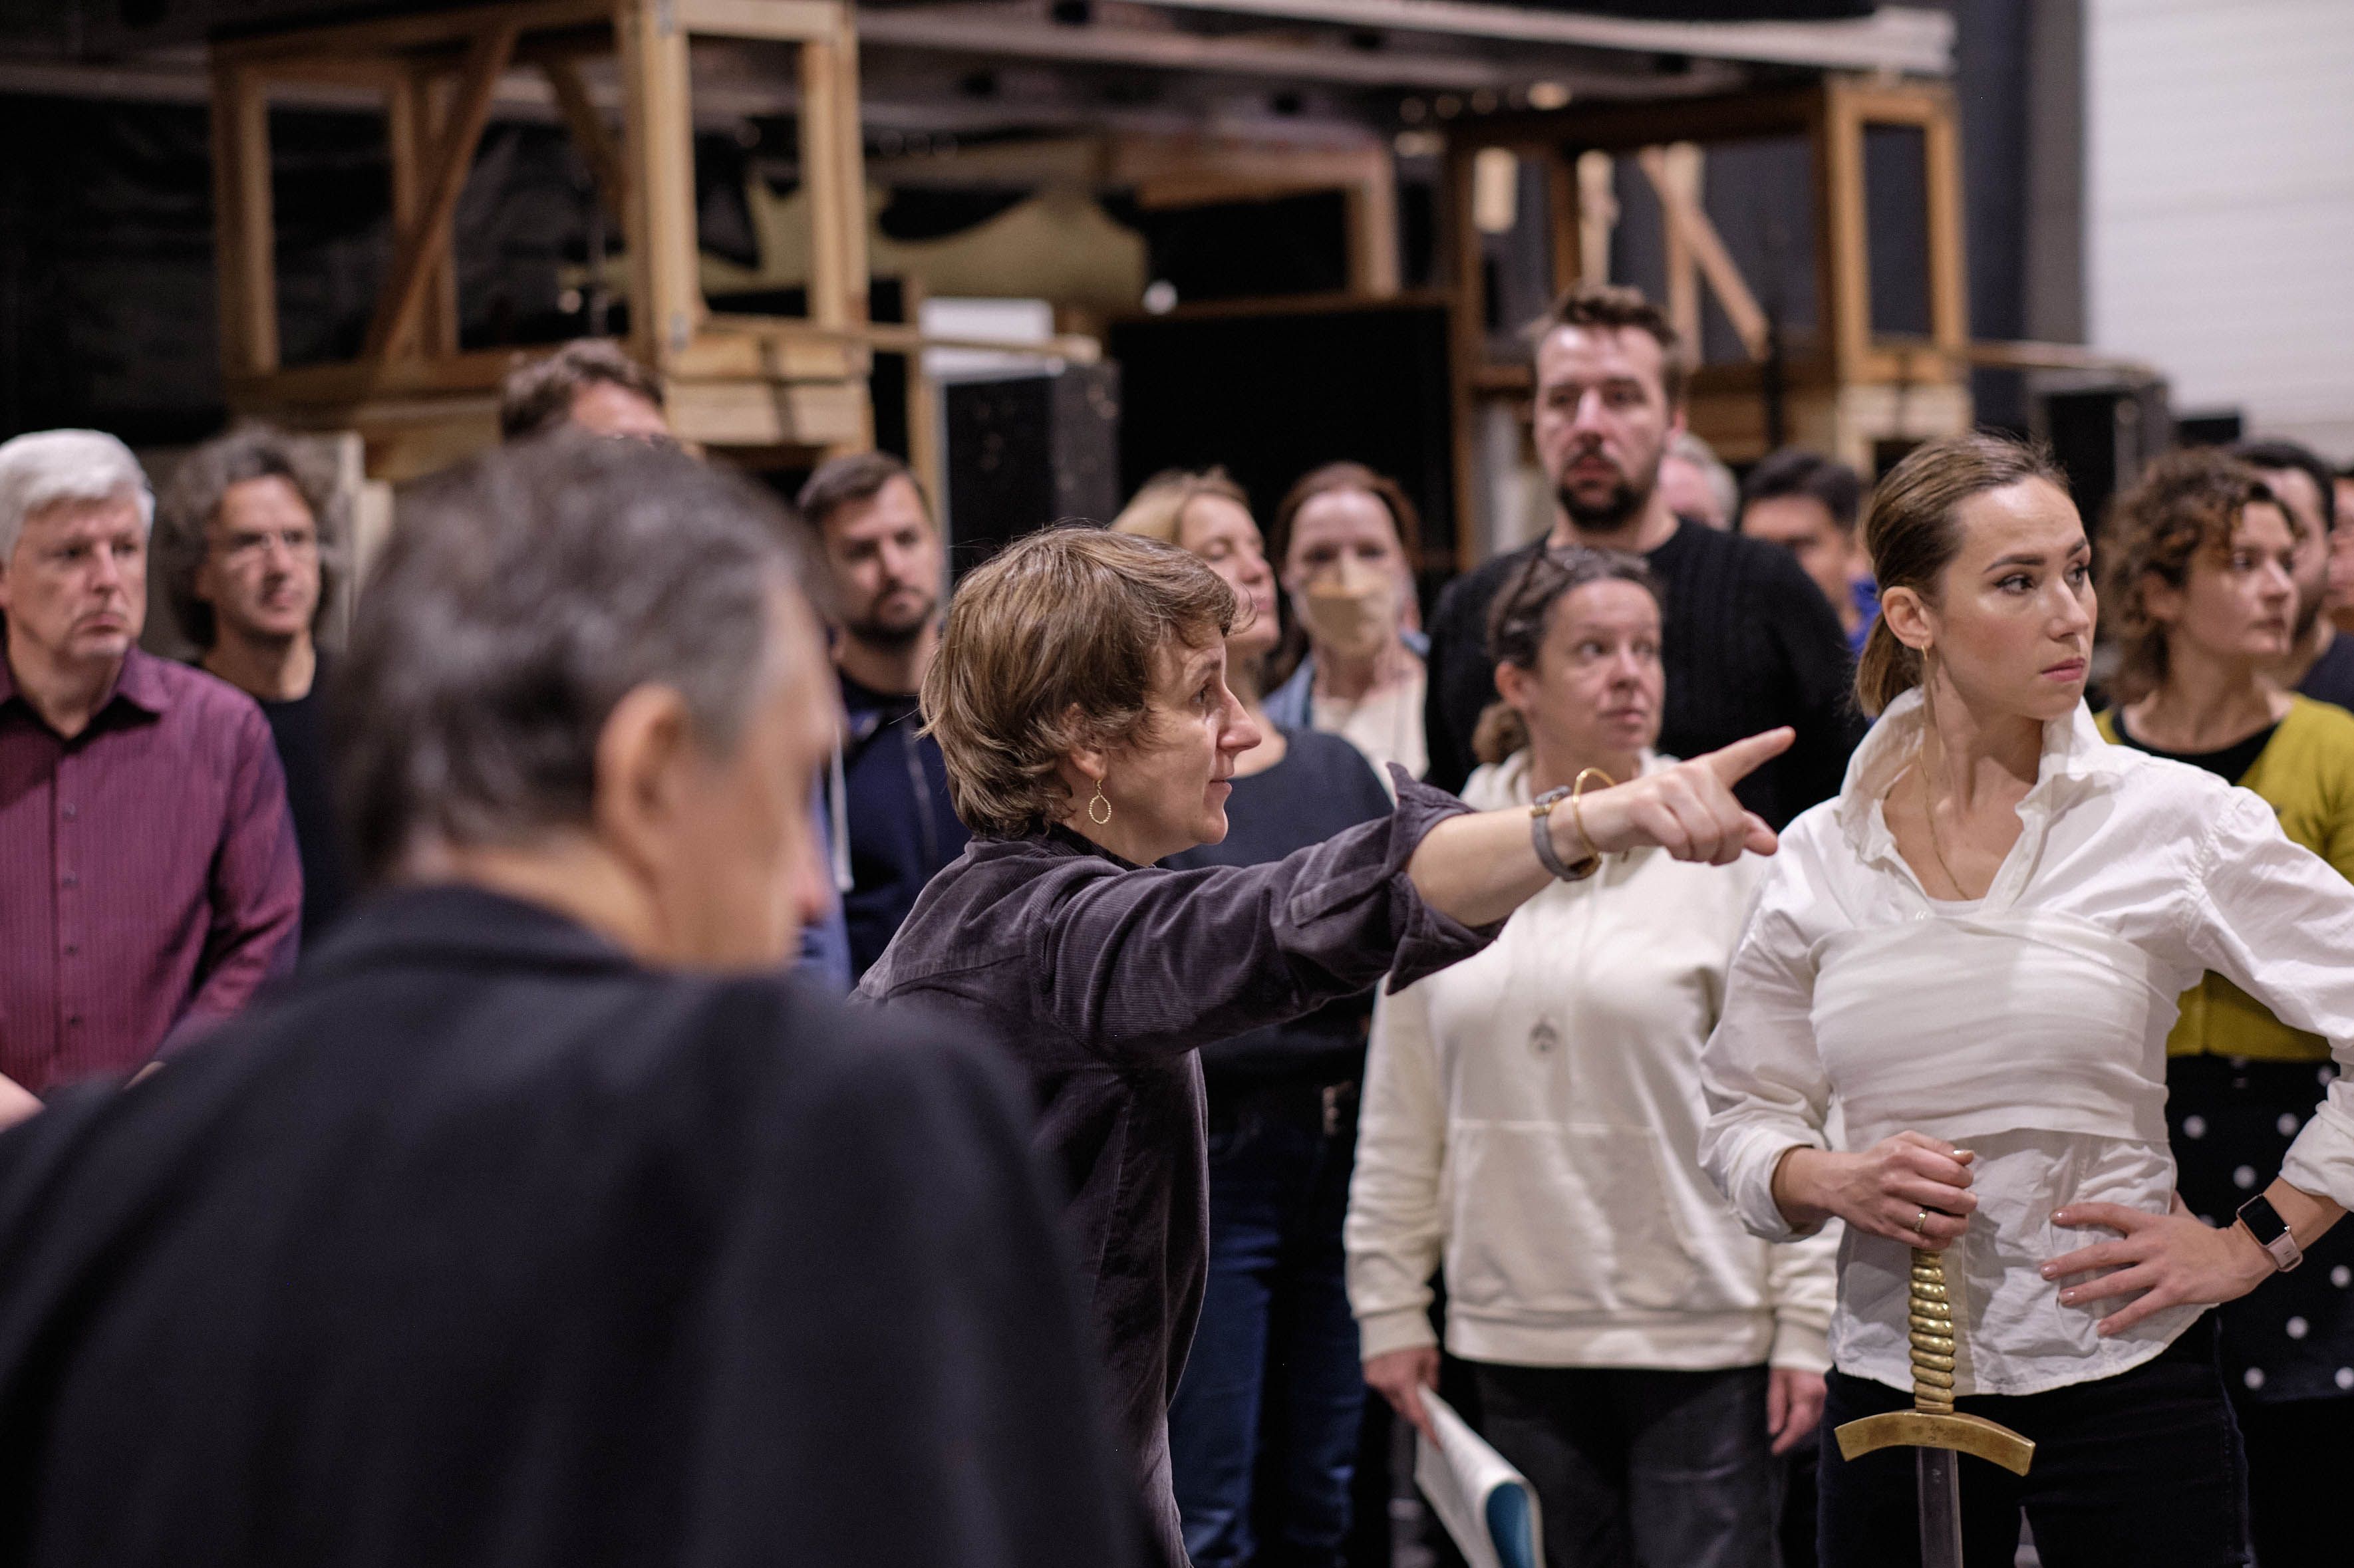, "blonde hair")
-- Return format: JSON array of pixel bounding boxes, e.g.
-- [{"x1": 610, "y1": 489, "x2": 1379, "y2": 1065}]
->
[
  {"x1": 1109, "y1": 466, "x2": 1251, "y2": 547},
  {"x1": 923, "y1": 527, "x2": 1237, "y2": 838}
]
